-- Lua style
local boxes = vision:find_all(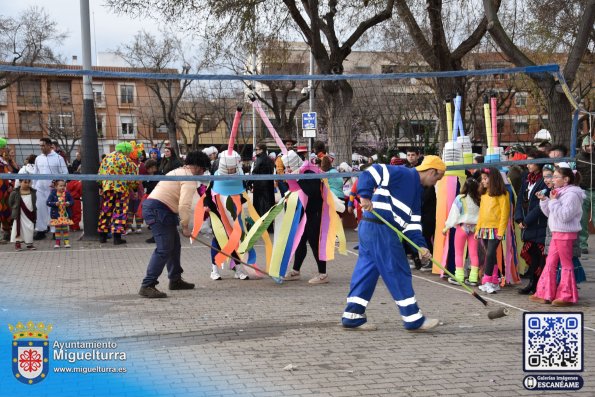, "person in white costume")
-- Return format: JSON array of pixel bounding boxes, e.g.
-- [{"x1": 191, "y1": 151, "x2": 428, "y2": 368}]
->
[{"x1": 33, "y1": 138, "x2": 68, "y2": 240}]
